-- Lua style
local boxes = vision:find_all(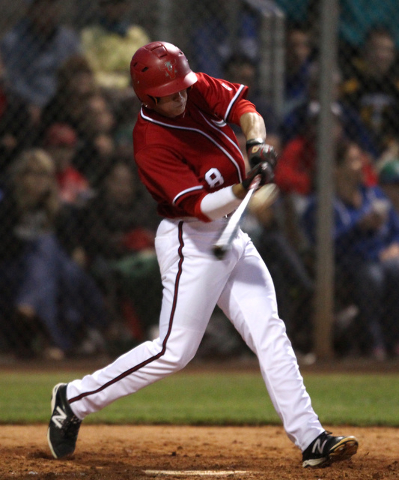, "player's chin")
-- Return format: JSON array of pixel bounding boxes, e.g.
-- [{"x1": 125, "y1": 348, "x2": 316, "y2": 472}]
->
[{"x1": 173, "y1": 104, "x2": 186, "y2": 116}]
